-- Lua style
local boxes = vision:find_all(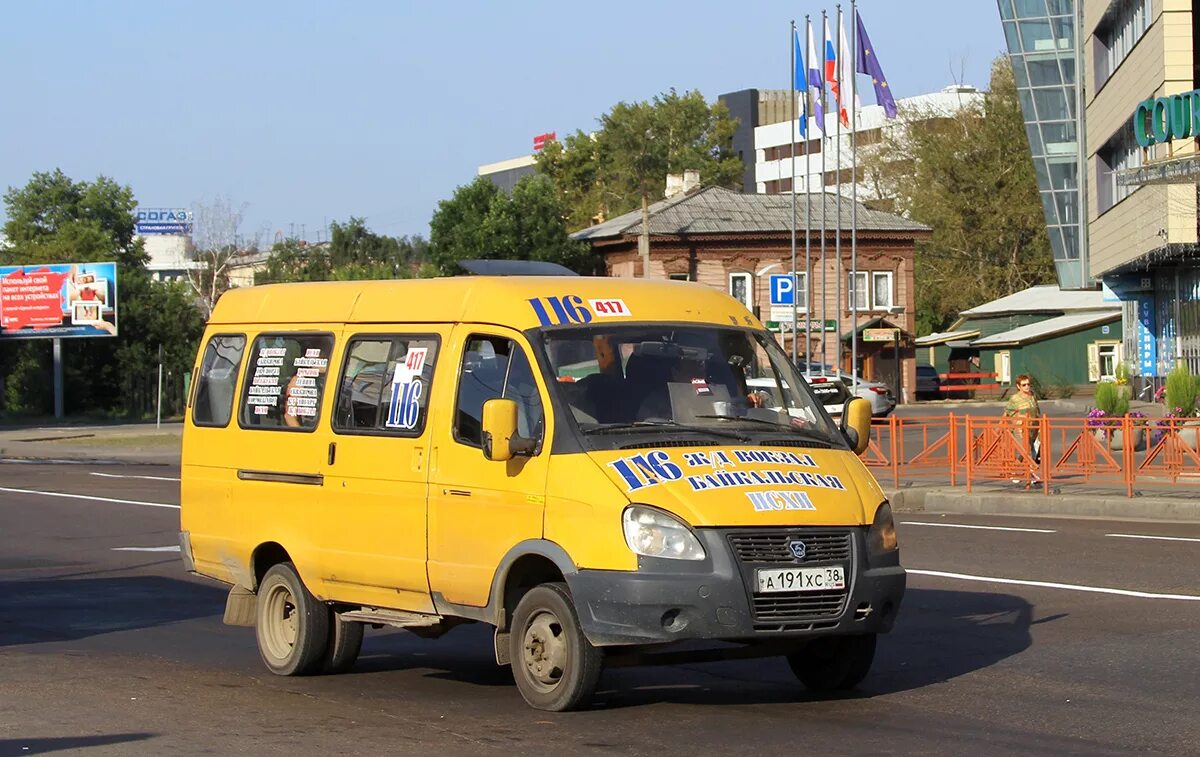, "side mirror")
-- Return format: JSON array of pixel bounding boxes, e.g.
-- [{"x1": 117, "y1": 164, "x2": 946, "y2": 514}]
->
[
  {"x1": 481, "y1": 398, "x2": 536, "y2": 461},
  {"x1": 841, "y1": 397, "x2": 872, "y2": 456}
]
